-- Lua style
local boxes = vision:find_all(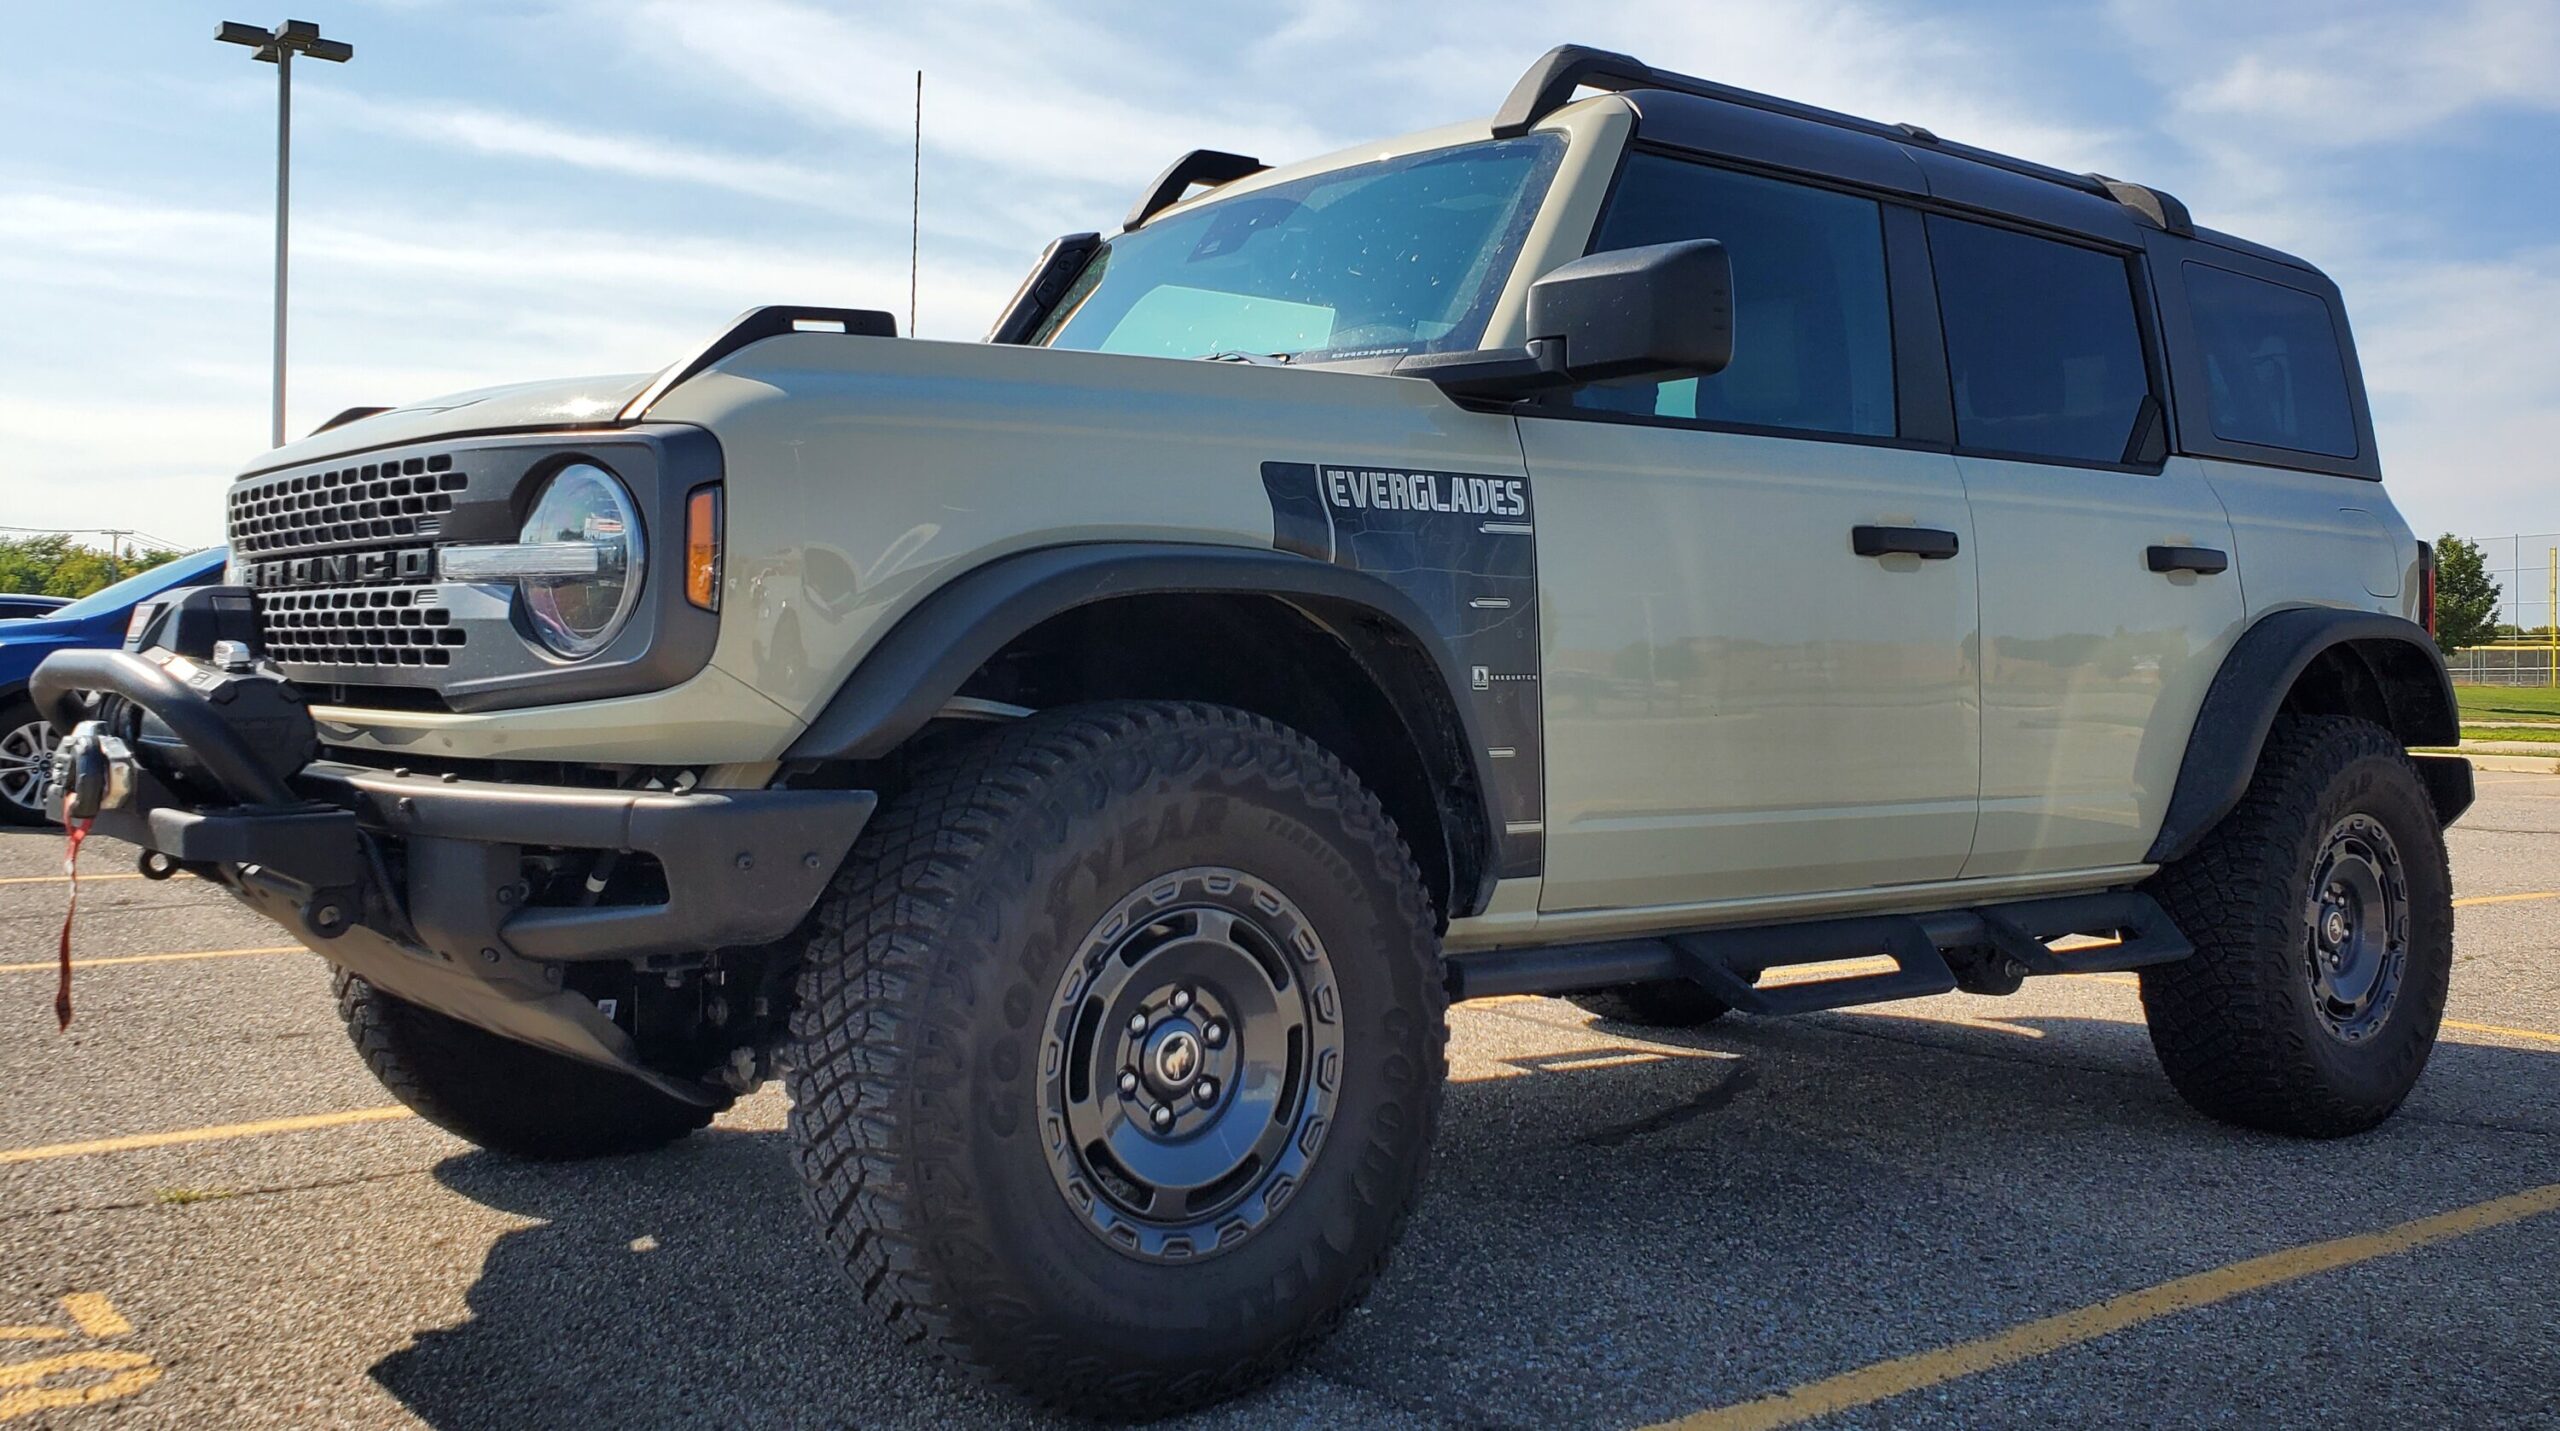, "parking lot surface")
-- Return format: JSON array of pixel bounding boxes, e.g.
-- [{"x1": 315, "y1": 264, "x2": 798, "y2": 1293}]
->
[{"x1": 2, "y1": 771, "x2": 2556, "y2": 1429}]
